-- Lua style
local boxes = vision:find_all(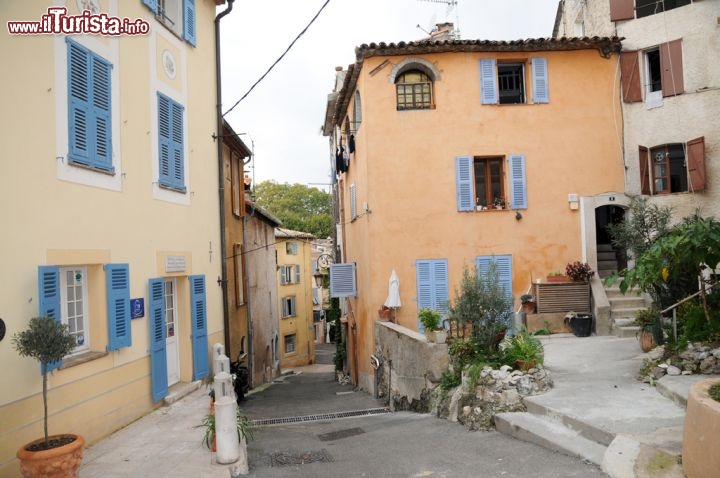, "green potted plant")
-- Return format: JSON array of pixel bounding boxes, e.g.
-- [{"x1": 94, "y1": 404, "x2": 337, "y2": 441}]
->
[
  {"x1": 520, "y1": 294, "x2": 536, "y2": 314},
  {"x1": 418, "y1": 308, "x2": 444, "y2": 343},
  {"x1": 197, "y1": 407, "x2": 254, "y2": 451},
  {"x1": 502, "y1": 329, "x2": 544, "y2": 371},
  {"x1": 12, "y1": 316, "x2": 84, "y2": 478},
  {"x1": 565, "y1": 261, "x2": 595, "y2": 282}
]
